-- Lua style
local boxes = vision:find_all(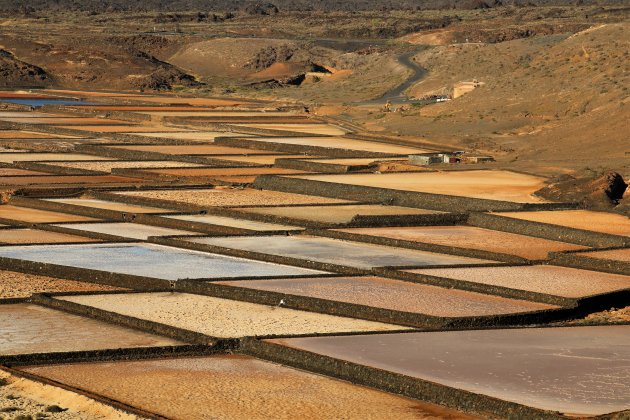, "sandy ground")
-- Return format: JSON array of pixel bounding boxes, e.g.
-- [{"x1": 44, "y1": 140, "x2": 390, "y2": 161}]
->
[
  {"x1": 59, "y1": 292, "x2": 408, "y2": 338},
  {"x1": 20, "y1": 355, "x2": 470, "y2": 420},
  {"x1": 2, "y1": 169, "x2": 50, "y2": 178},
  {"x1": 407, "y1": 265, "x2": 630, "y2": 298},
  {"x1": 50, "y1": 161, "x2": 203, "y2": 171},
  {"x1": 0, "y1": 206, "x2": 98, "y2": 223},
  {"x1": 0, "y1": 269, "x2": 123, "y2": 298},
  {"x1": 580, "y1": 248, "x2": 630, "y2": 262},
  {"x1": 0, "y1": 228, "x2": 99, "y2": 244},
  {"x1": 294, "y1": 170, "x2": 549, "y2": 203},
  {"x1": 0, "y1": 370, "x2": 141, "y2": 420},
  {"x1": 0, "y1": 111, "x2": 55, "y2": 118},
  {"x1": 0, "y1": 168, "x2": 46, "y2": 176},
  {"x1": 496, "y1": 210, "x2": 630, "y2": 236},
  {"x1": 219, "y1": 276, "x2": 557, "y2": 317},
  {"x1": 117, "y1": 188, "x2": 351, "y2": 206},
  {"x1": 0, "y1": 154, "x2": 111, "y2": 163},
  {"x1": 336, "y1": 226, "x2": 586, "y2": 260}
]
